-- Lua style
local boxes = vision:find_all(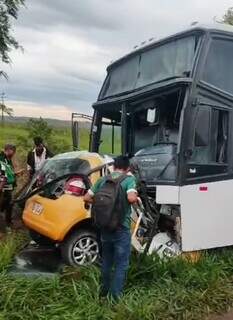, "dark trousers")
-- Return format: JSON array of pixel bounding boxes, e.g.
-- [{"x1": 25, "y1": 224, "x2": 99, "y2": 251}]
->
[
  {"x1": 101, "y1": 226, "x2": 131, "y2": 299},
  {"x1": 1, "y1": 190, "x2": 13, "y2": 226}
]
